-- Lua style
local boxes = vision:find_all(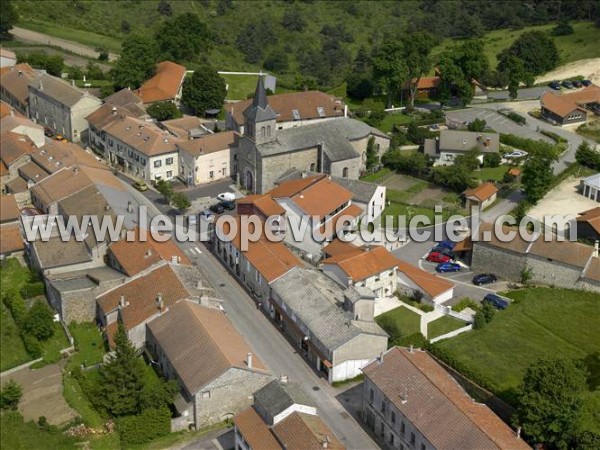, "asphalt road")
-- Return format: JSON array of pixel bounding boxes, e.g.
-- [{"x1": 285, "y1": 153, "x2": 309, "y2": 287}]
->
[
  {"x1": 126, "y1": 182, "x2": 379, "y2": 450},
  {"x1": 487, "y1": 86, "x2": 551, "y2": 101}
]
